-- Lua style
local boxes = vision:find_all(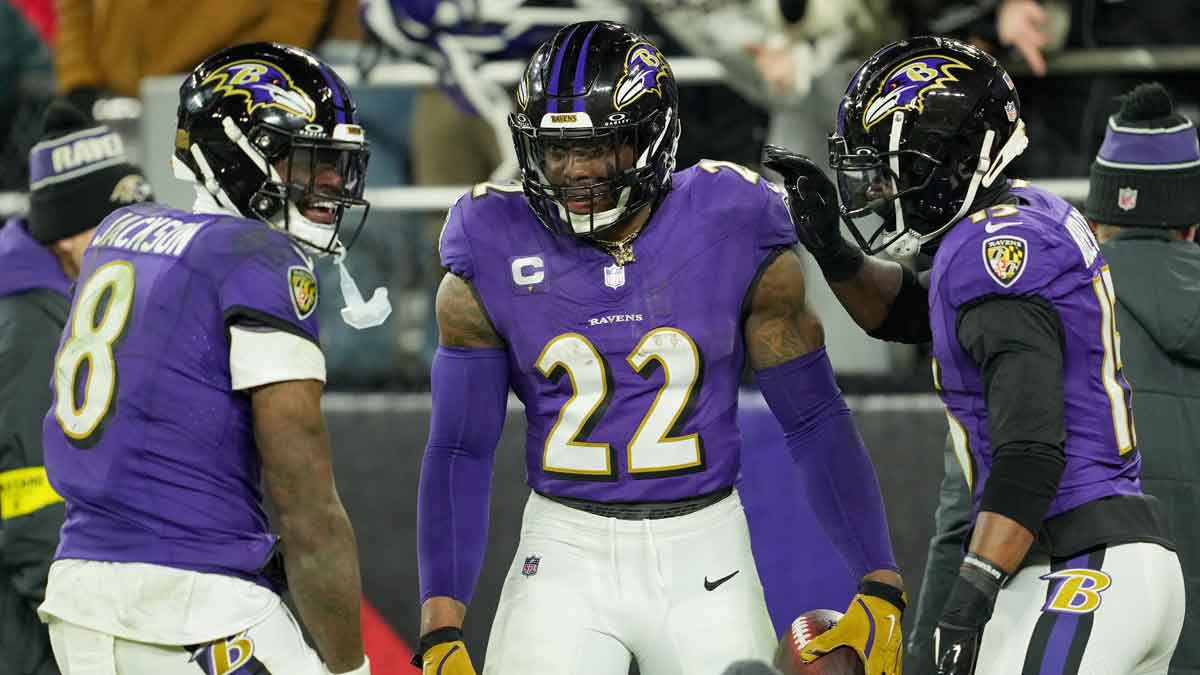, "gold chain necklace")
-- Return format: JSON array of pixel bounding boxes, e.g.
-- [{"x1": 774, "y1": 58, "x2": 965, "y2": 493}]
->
[{"x1": 597, "y1": 227, "x2": 641, "y2": 266}]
